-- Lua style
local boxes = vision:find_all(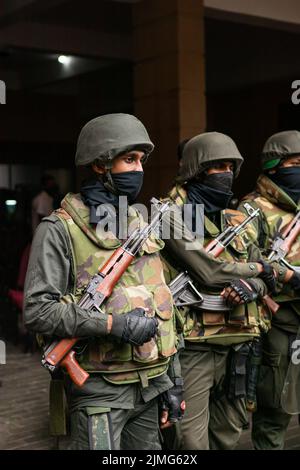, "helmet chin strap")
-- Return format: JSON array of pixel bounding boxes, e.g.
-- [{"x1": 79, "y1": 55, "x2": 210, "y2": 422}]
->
[
  {"x1": 103, "y1": 169, "x2": 118, "y2": 194},
  {"x1": 94, "y1": 151, "x2": 119, "y2": 195}
]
